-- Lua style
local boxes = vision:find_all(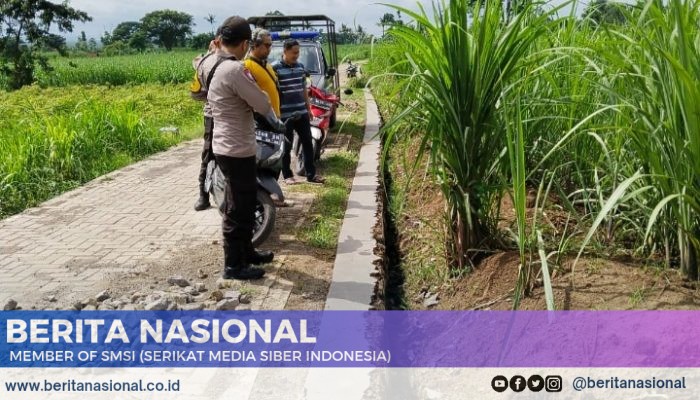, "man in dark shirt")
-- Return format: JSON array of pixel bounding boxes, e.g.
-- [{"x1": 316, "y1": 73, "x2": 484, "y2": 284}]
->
[{"x1": 272, "y1": 40, "x2": 325, "y2": 185}]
